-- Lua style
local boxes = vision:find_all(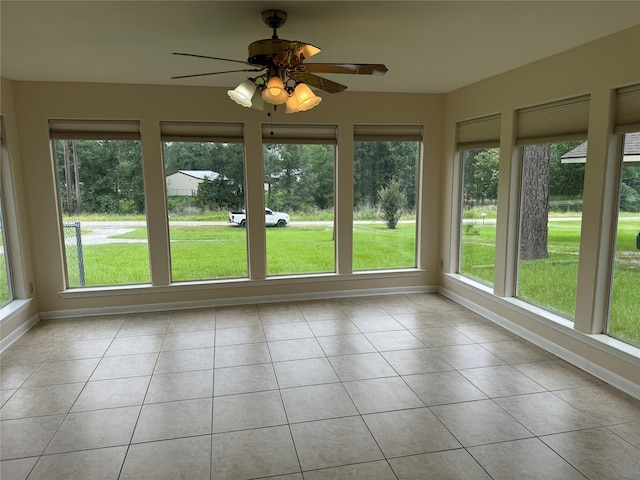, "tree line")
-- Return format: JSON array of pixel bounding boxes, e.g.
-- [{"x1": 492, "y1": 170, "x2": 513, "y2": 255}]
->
[{"x1": 56, "y1": 139, "x2": 420, "y2": 217}]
